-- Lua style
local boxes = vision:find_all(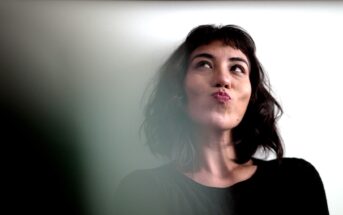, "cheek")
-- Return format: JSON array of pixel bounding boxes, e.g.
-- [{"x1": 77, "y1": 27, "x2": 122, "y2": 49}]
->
[
  {"x1": 184, "y1": 73, "x2": 206, "y2": 103},
  {"x1": 236, "y1": 84, "x2": 252, "y2": 122},
  {"x1": 237, "y1": 80, "x2": 252, "y2": 102},
  {"x1": 232, "y1": 81, "x2": 252, "y2": 120},
  {"x1": 241, "y1": 87, "x2": 252, "y2": 103},
  {"x1": 184, "y1": 74, "x2": 209, "y2": 118}
]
